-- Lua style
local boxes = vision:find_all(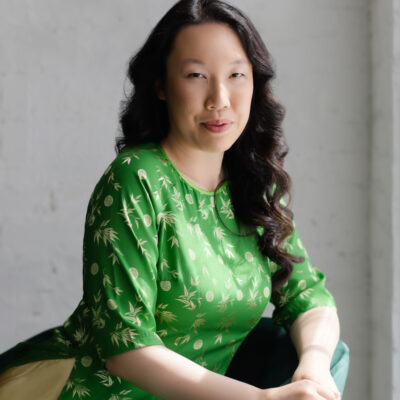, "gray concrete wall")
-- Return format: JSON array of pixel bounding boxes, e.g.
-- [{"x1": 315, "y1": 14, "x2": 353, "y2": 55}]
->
[
  {"x1": 251, "y1": 2, "x2": 371, "y2": 399},
  {"x1": 370, "y1": 0, "x2": 400, "y2": 399},
  {"x1": 393, "y1": 2, "x2": 400, "y2": 396},
  {"x1": 0, "y1": 1, "x2": 375, "y2": 399}
]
